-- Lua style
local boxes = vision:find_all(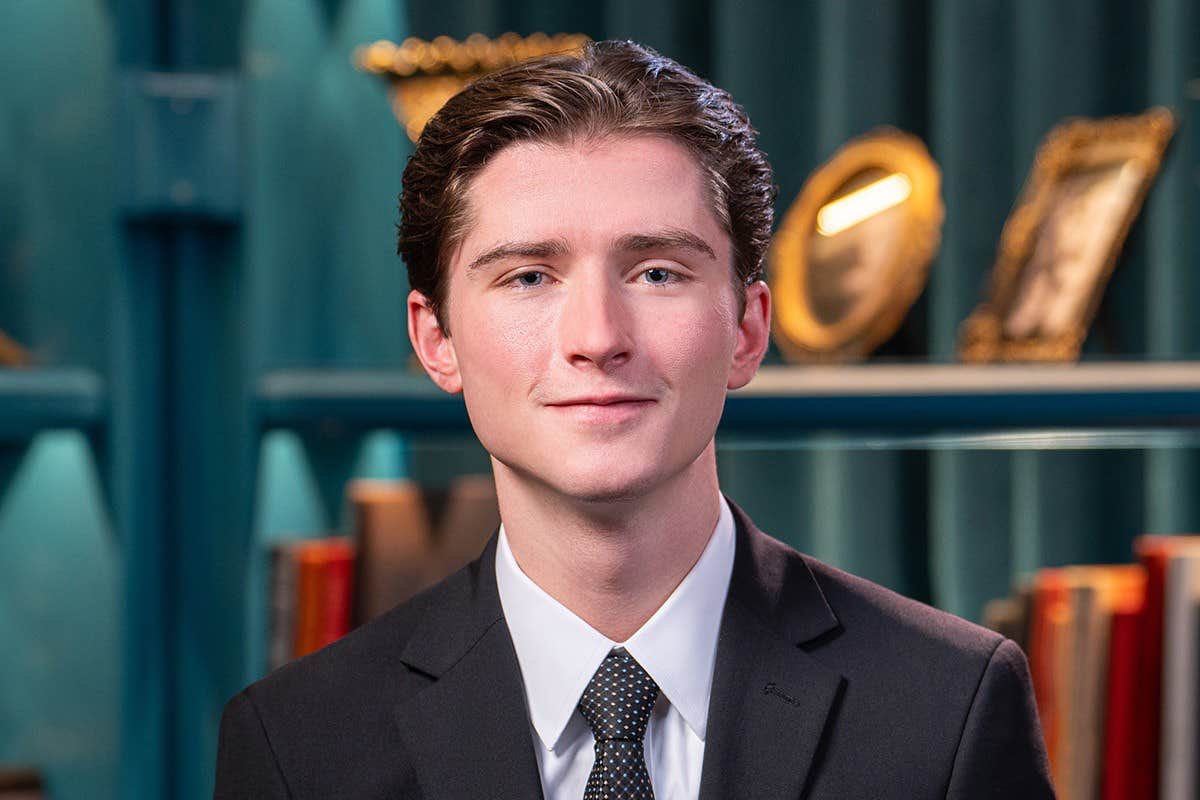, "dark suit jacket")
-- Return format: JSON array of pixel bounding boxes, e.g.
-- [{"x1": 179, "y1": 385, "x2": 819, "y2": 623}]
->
[{"x1": 214, "y1": 498, "x2": 1055, "y2": 799}]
